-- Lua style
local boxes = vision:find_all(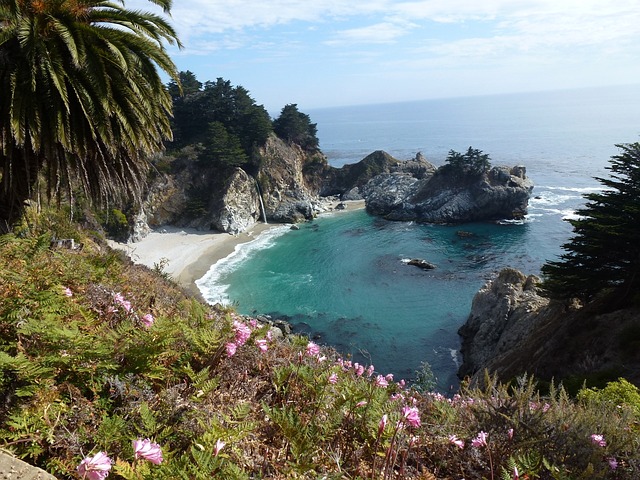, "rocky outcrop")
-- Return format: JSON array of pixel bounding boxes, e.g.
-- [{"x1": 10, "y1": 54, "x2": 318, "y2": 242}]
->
[
  {"x1": 363, "y1": 165, "x2": 533, "y2": 223},
  {"x1": 457, "y1": 268, "x2": 640, "y2": 387},
  {"x1": 458, "y1": 268, "x2": 555, "y2": 379},
  {"x1": 256, "y1": 135, "x2": 327, "y2": 223},
  {"x1": 209, "y1": 168, "x2": 262, "y2": 234},
  {"x1": 321, "y1": 151, "x2": 436, "y2": 200}
]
